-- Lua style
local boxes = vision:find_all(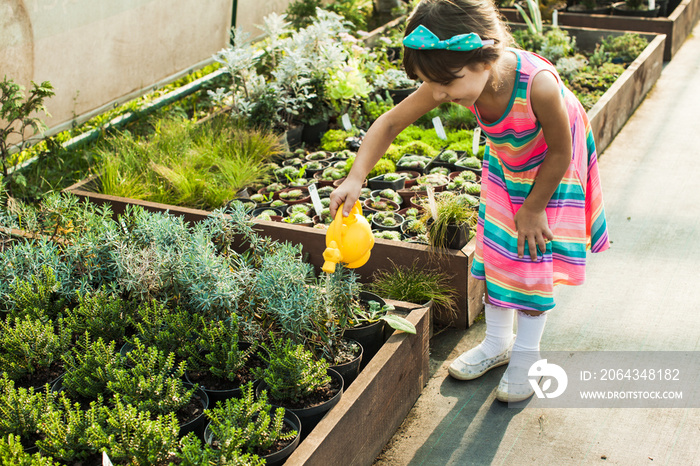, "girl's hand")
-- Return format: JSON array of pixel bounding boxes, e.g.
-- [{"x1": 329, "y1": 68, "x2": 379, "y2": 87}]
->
[
  {"x1": 514, "y1": 205, "x2": 553, "y2": 261},
  {"x1": 329, "y1": 177, "x2": 364, "y2": 218}
]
